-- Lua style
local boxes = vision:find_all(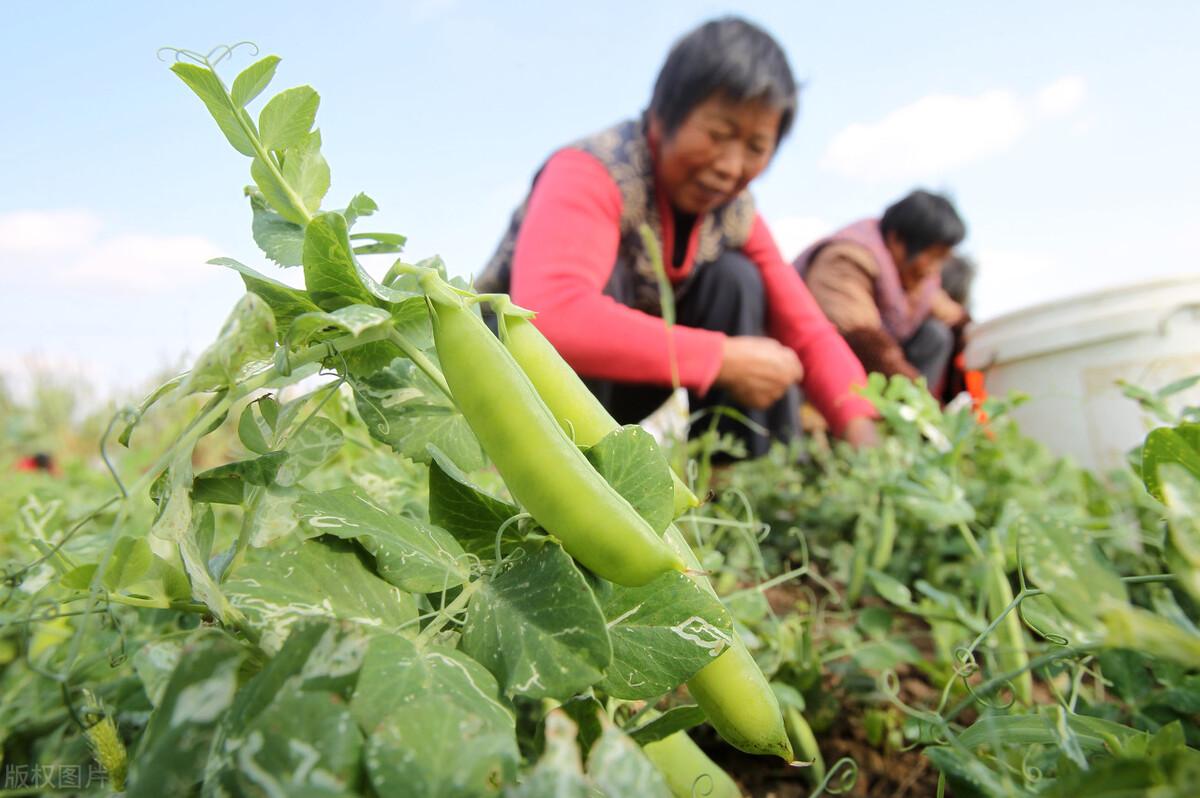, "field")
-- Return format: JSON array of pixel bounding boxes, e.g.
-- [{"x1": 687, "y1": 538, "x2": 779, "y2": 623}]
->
[{"x1": 2, "y1": 46, "x2": 1200, "y2": 797}]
